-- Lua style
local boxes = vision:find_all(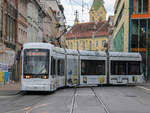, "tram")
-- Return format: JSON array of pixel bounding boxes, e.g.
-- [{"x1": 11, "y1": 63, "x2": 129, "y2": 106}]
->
[
  {"x1": 109, "y1": 52, "x2": 143, "y2": 84},
  {"x1": 21, "y1": 43, "x2": 144, "y2": 91}
]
